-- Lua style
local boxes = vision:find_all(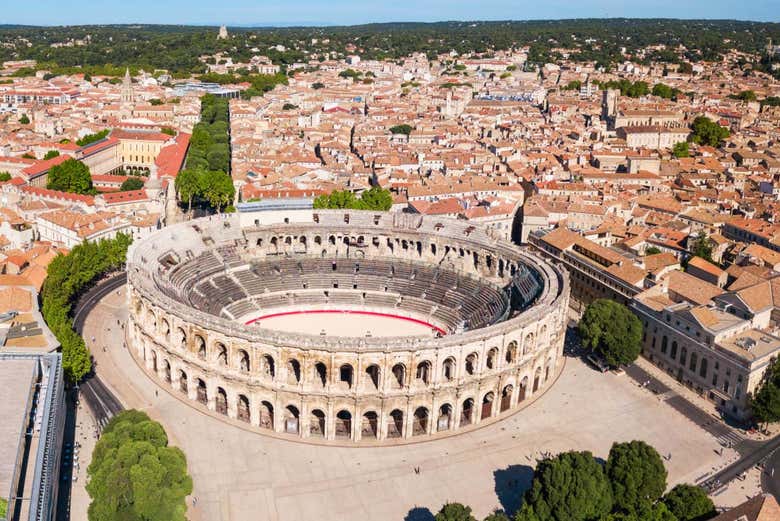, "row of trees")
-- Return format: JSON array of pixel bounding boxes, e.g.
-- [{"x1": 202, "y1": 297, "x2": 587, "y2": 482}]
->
[
  {"x1": 186, "y1": 94, "x2": 230, "y2": 173},
  {"x1": 76, "y1": 129, "x2": 110, "y2": 147},
  {"x1": 433, "y1": 441, "x2": 715, "y2": 521},
  {"x1": 750, "y1": 355, "x2": 780, "y2": 426},
  {"x1": 42, "y1": 234, "x2": 132, "y2": 381},
  {"x1": 313, "y1": 186, "x2": 394, "y2": 211},
  {"x1": 175, "y1": 167, "x2": 235, "y2": 213},
  {"x1": 87, "y1": 410, "x2": 193, "y2": 521}
]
